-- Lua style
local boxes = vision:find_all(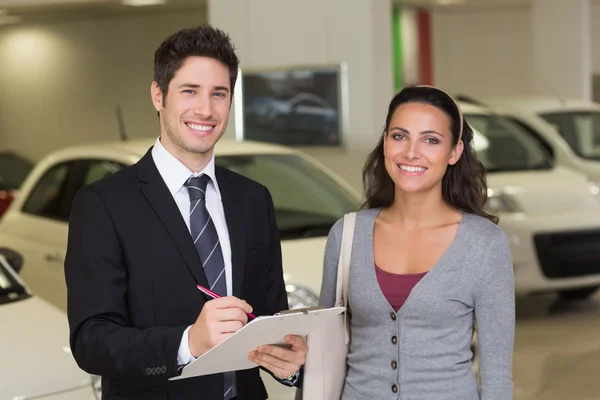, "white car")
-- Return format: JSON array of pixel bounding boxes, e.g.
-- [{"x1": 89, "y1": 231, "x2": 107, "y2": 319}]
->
[
  {"x1": 0, "y1": 137, "x2": 361, "y2": 400},
  {"x1": 471, "y1": 96, "x2": 600, "y2": 183},
  {"x1": 0, "y1": 251, "x2": 97, "y2": 399},
  {"x1": 461, "y1": 100, "x2": 600, "y2": 299}
]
